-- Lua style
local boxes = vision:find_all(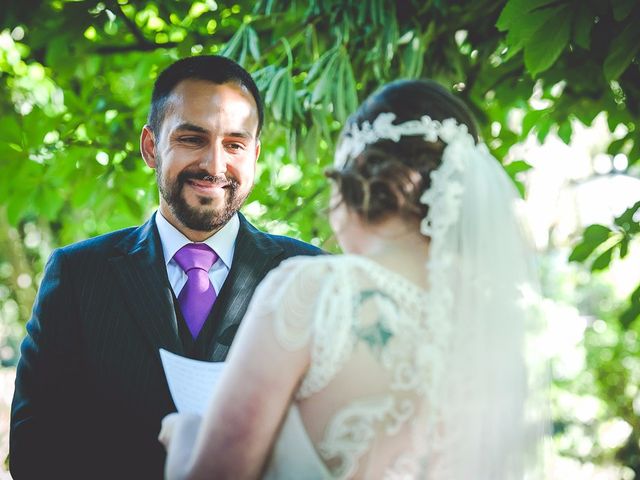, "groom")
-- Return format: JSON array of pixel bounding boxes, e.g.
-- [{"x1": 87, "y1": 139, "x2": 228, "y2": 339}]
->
[{"x1": 10, "y1": 55, "x2": 322, "y2": 479}]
